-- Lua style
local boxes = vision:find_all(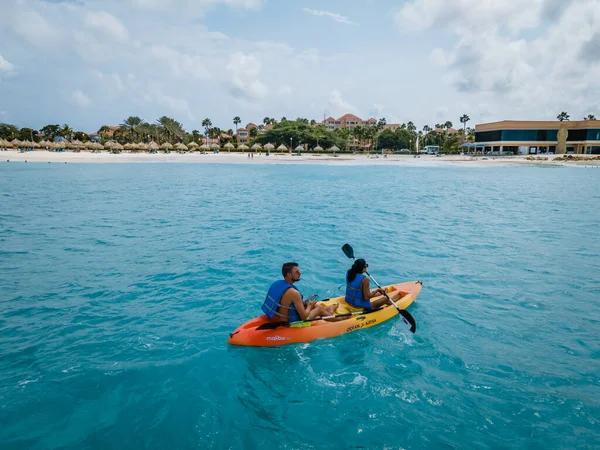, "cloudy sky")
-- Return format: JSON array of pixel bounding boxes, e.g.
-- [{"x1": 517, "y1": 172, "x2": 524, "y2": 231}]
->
[{"x1": 0, "y1": 0, "x2": 599, "y2": 133}]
